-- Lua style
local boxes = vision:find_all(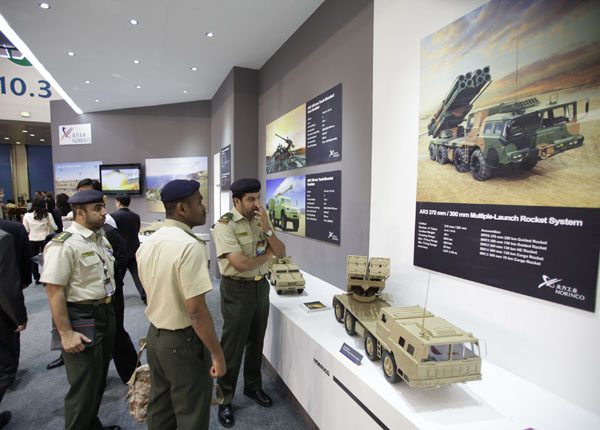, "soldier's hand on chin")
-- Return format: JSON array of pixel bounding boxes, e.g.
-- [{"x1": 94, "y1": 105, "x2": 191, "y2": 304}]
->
[
  {"x1": 255, "y1": 202, "x2": 270, "y2": 229},
  {"x1": 62, "y1": 331, "x2": 91, "y2": 353}
]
